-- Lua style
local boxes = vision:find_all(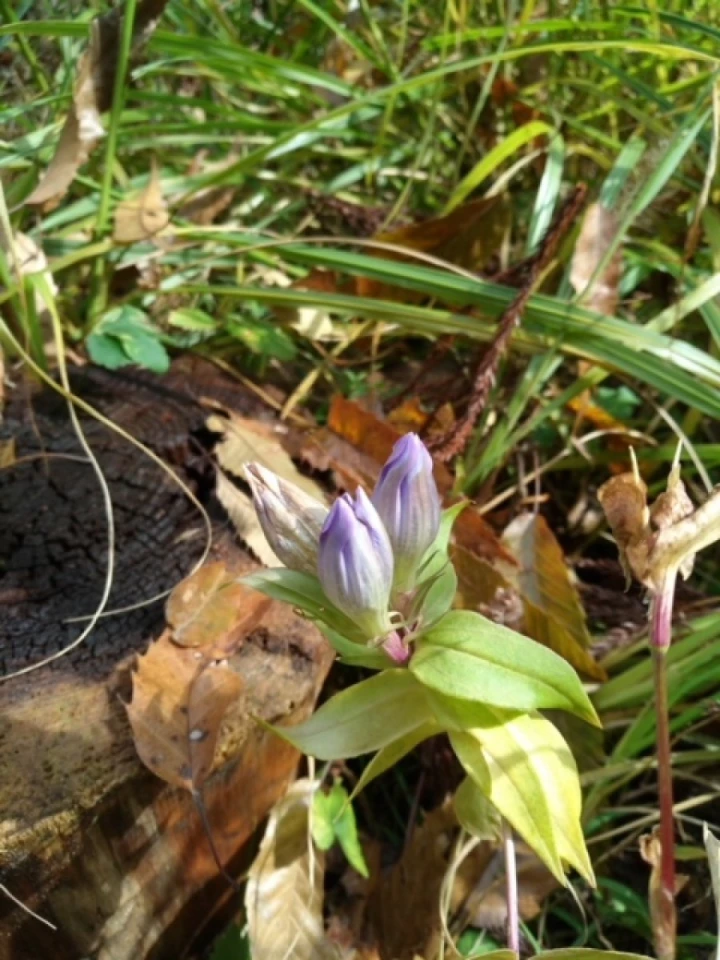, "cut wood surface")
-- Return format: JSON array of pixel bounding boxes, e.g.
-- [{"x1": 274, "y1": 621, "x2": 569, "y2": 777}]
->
[{"x1": 0, "y1": 360, "x2": 333, "y2": 960}]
